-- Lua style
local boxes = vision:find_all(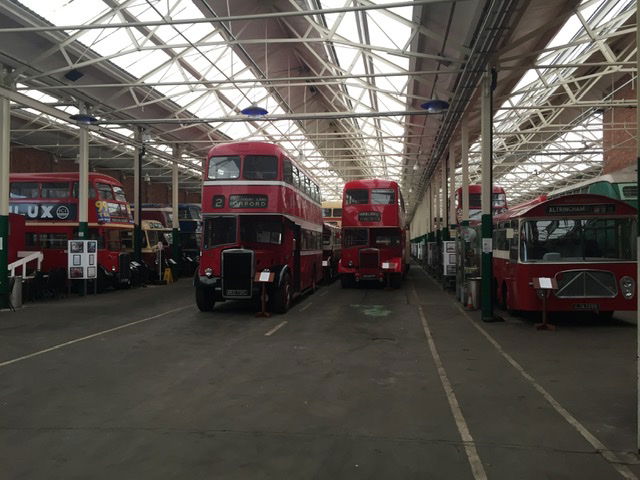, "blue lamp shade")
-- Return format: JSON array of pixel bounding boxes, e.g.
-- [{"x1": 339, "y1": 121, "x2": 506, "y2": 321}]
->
[
  {"x1": 420, "y1": 99, "x2": 449, "y2": 113},
  {"x1": 69, "y1": 113, "x2": 98, "y2": 124},
  {"x1": 240, "y1": 104, "x2": 268, "y2": 116}
]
